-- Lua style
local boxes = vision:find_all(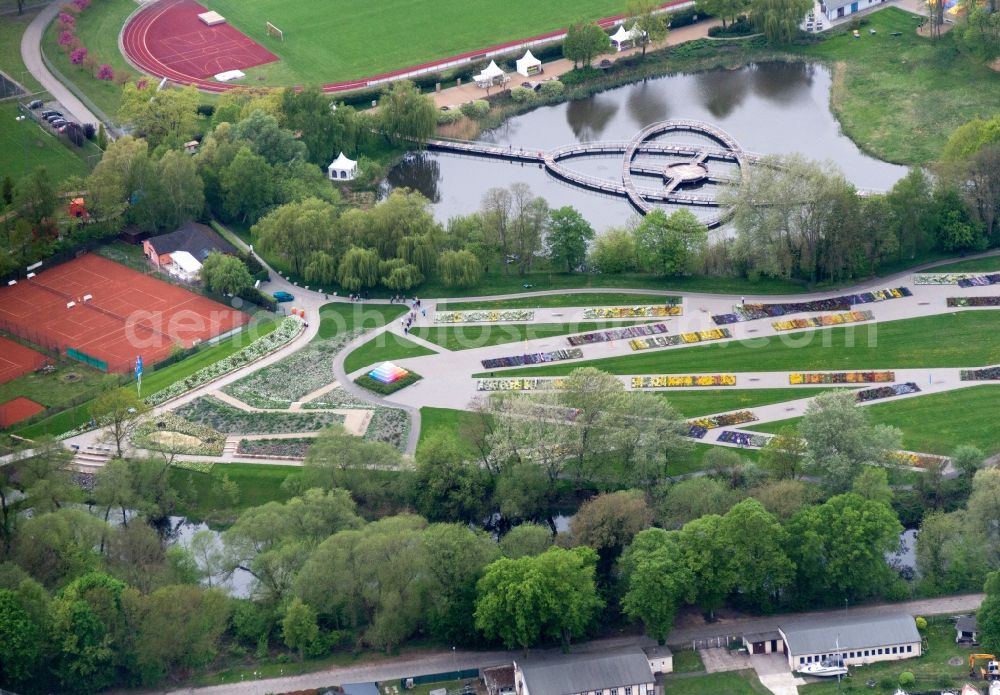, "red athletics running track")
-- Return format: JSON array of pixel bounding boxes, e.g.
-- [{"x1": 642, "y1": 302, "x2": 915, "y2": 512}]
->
[
  {"x1": 120, "y1": 0, "x2": 690, "y2": 94},
  {"x1": 0, "y1": 336, "x2": 50, "y2": 385},
  {"x1": 0, "y1": 254, "x2": 250, "y2": 374}
]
